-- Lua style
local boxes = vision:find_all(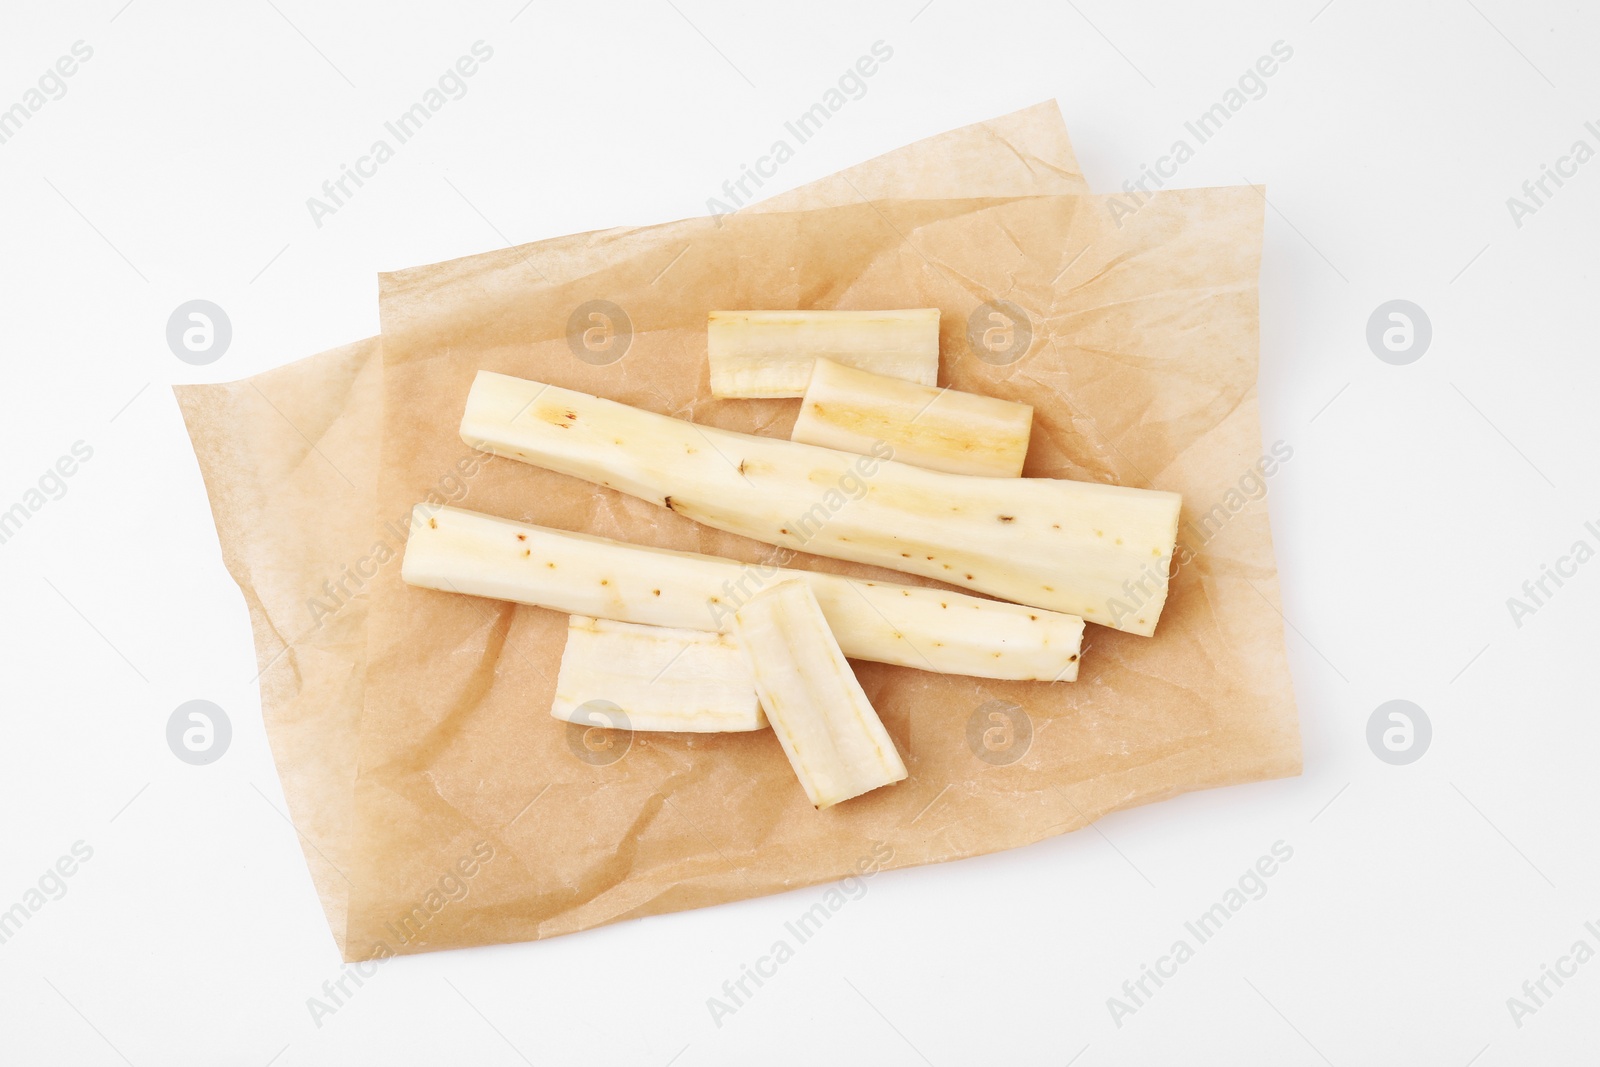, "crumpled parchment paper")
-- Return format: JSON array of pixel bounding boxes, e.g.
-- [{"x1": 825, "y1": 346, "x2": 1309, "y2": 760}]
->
[
  {"x1": 173, "y1": 102, "x2": 1103, "y2": 957},
  {"x1": 345, "y1": 183, "x2": 1298, "y2": 959}
]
